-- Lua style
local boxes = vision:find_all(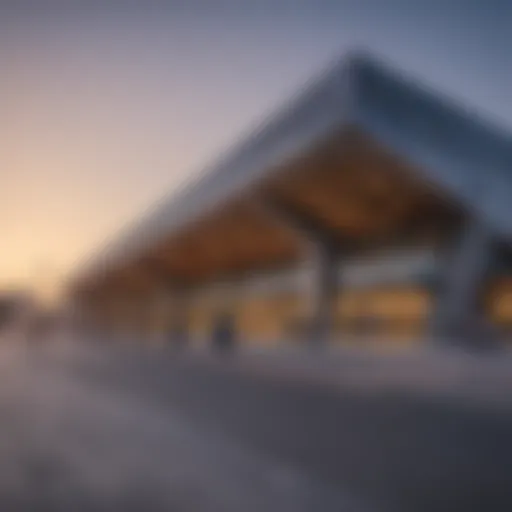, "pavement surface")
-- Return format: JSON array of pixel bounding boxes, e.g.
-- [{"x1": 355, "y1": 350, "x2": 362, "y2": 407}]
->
[{"x1": 1, "y1": 334, "x2": 512, "y2": 511}]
